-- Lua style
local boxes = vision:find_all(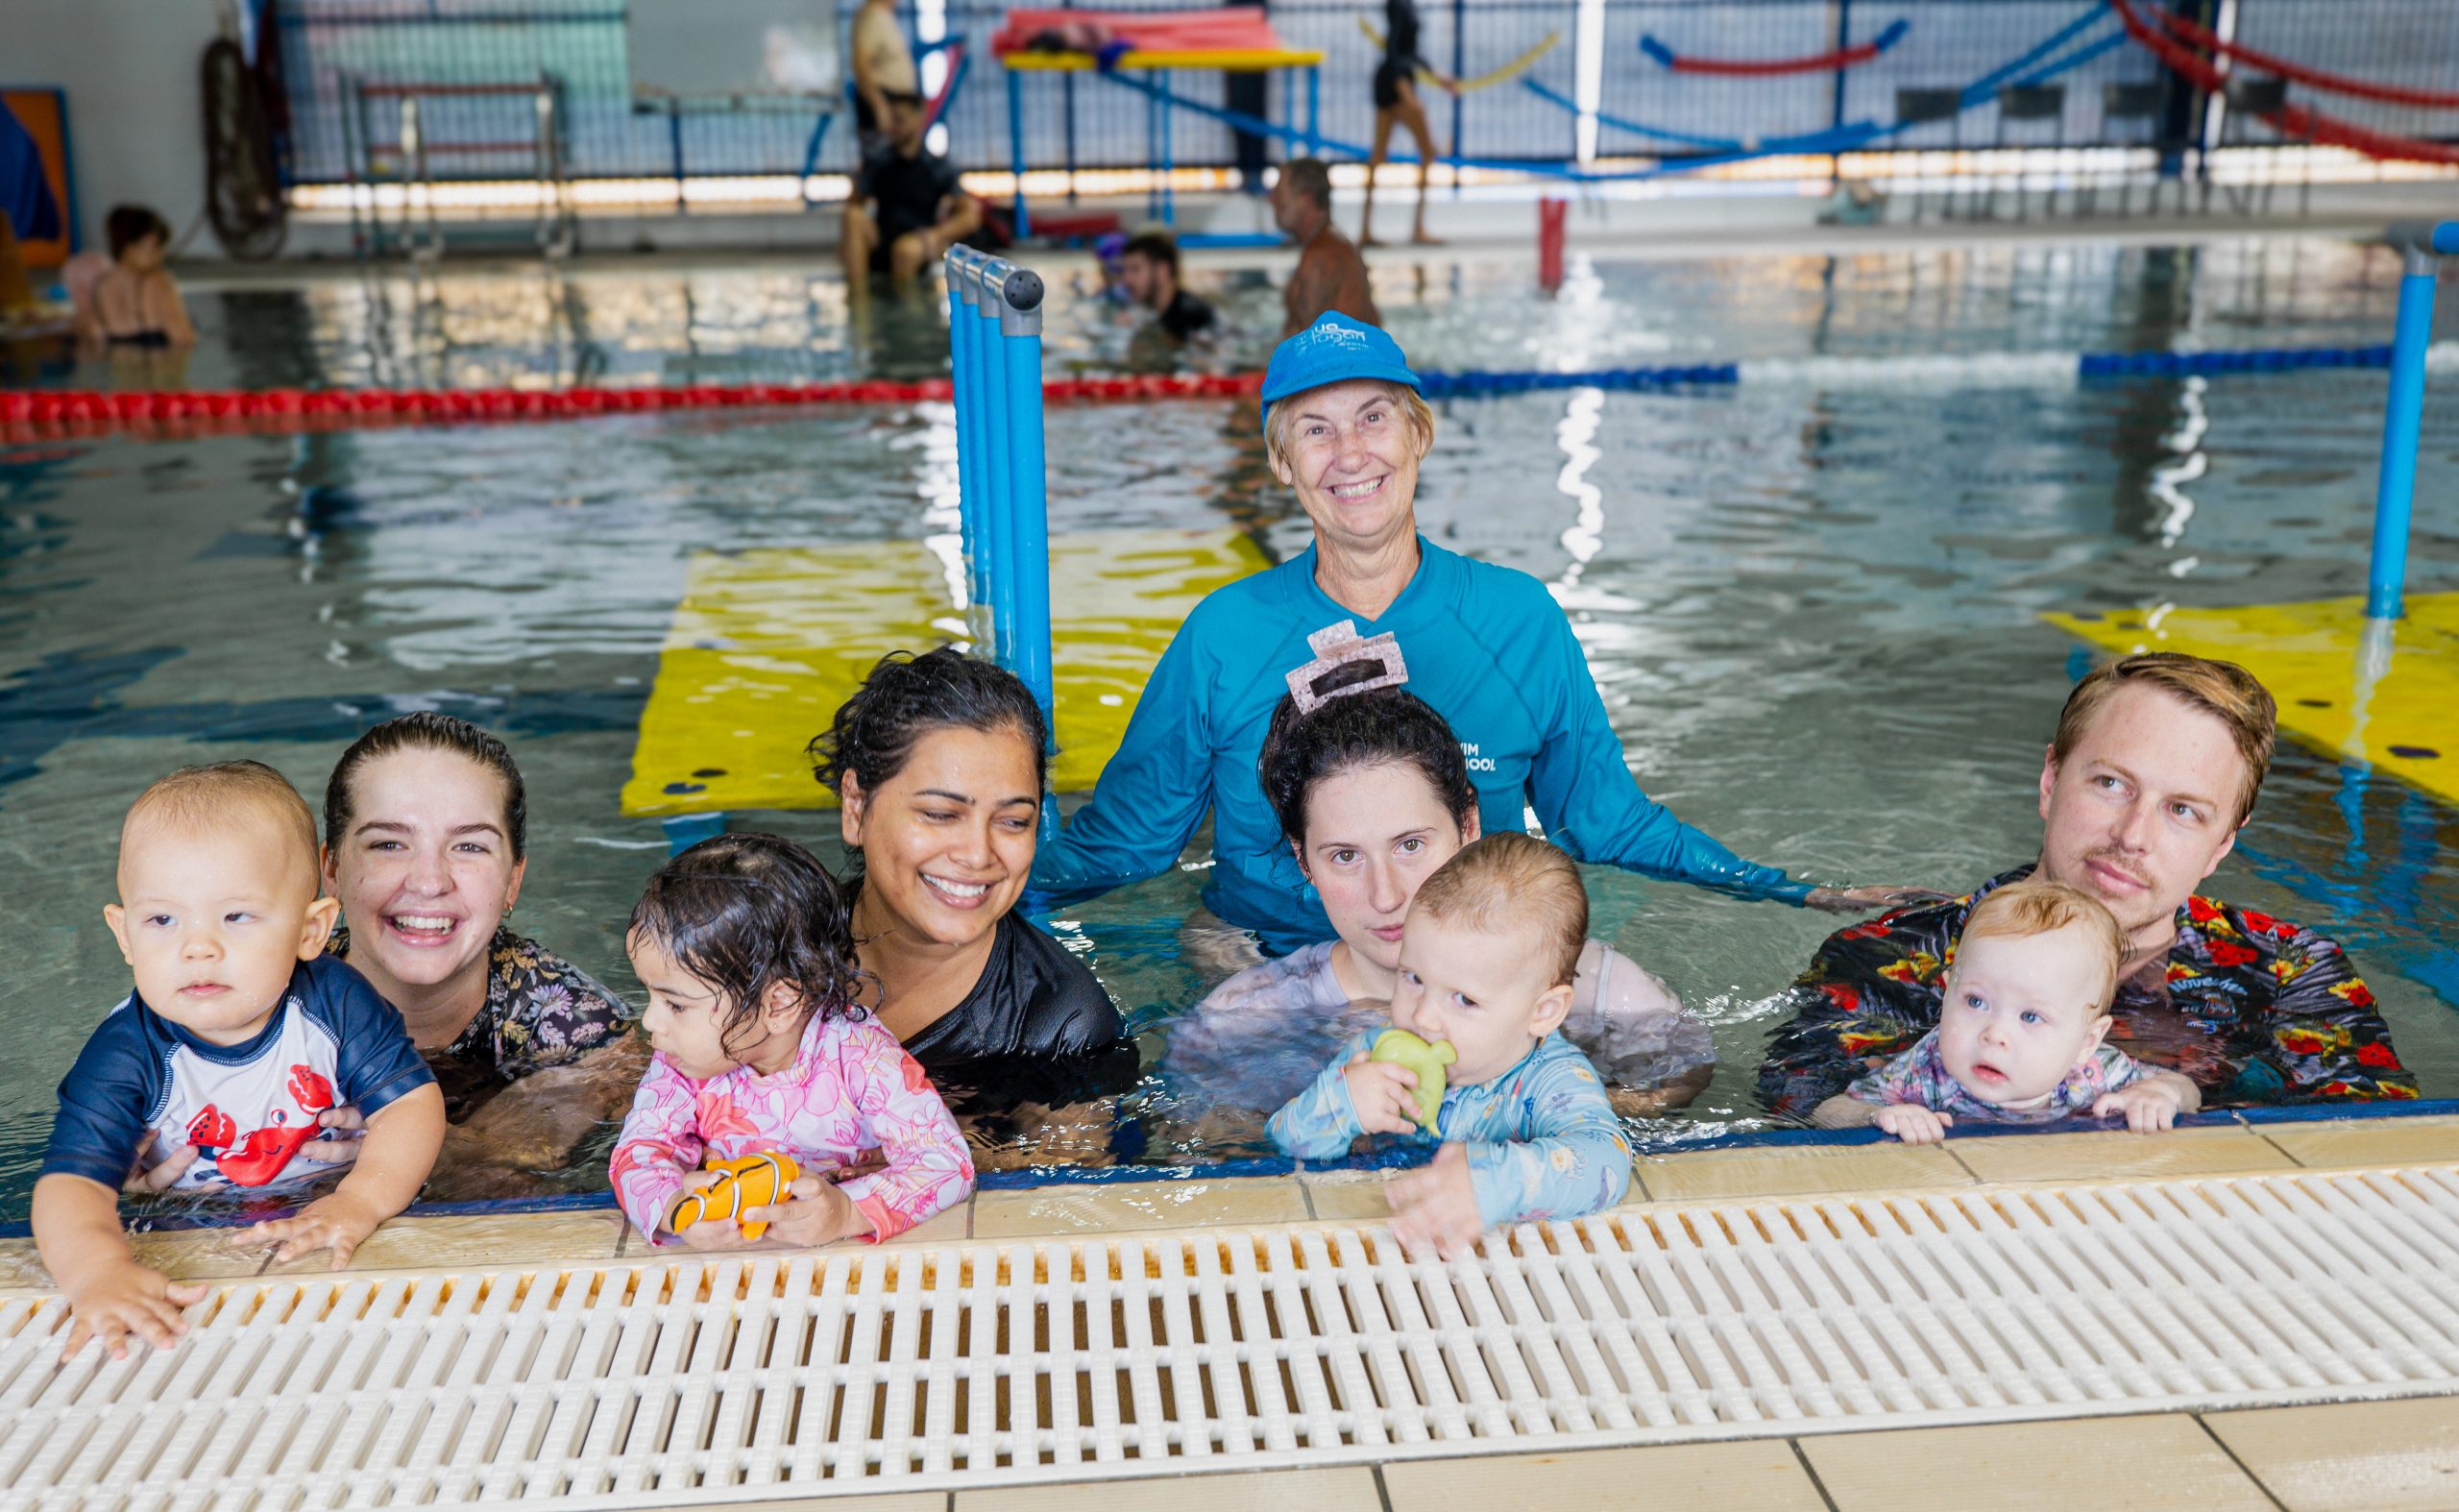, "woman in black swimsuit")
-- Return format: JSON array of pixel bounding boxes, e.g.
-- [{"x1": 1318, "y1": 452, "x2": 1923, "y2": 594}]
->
[
  {"x1": 812, "y1": 650, "x2": 1127, "y2": 1113},
  {"x1": 1363, "y1": 0, "x2": 1453, "y2": 247}
]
